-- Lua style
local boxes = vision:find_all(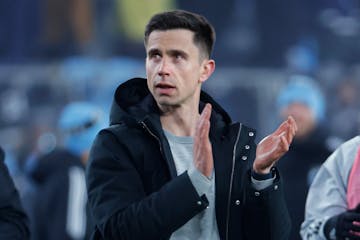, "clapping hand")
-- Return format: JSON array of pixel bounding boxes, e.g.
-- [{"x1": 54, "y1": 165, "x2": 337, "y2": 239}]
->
[
  {"x1": 193, "y1": 103, "x2": 213, "y2": 178},
  {"x1": 253, "y1": 116, "x2": 297, "y2": 174}
]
